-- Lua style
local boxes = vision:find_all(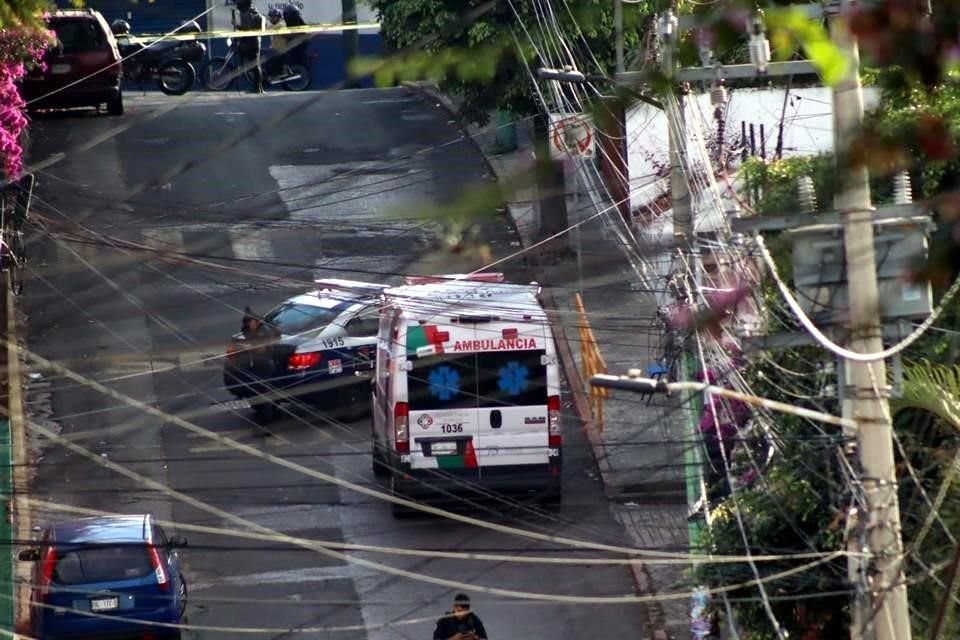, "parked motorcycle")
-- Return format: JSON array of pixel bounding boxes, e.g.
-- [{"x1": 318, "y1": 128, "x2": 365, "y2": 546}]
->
[
  {"x1": 201, "y1": 38, "x2": 312, "y2": 92},
  {"x1": 111, "y1": 20, "x2": 205, "y2": 96}
]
